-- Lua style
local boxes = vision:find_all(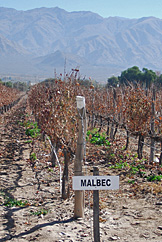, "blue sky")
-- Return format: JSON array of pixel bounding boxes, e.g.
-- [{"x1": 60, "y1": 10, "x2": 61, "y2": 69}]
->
[{"x1": 0, "y1": 0, "x2": 162, "y2": 19}]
